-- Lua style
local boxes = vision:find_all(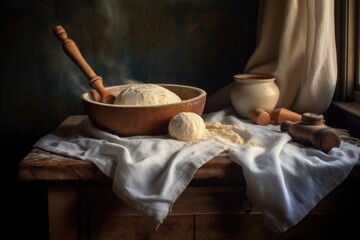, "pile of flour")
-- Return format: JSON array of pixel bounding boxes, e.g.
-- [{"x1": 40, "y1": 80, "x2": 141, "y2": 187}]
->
[{"x1": 204, "y1": 122, "x2": 261, "y2": 148}]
